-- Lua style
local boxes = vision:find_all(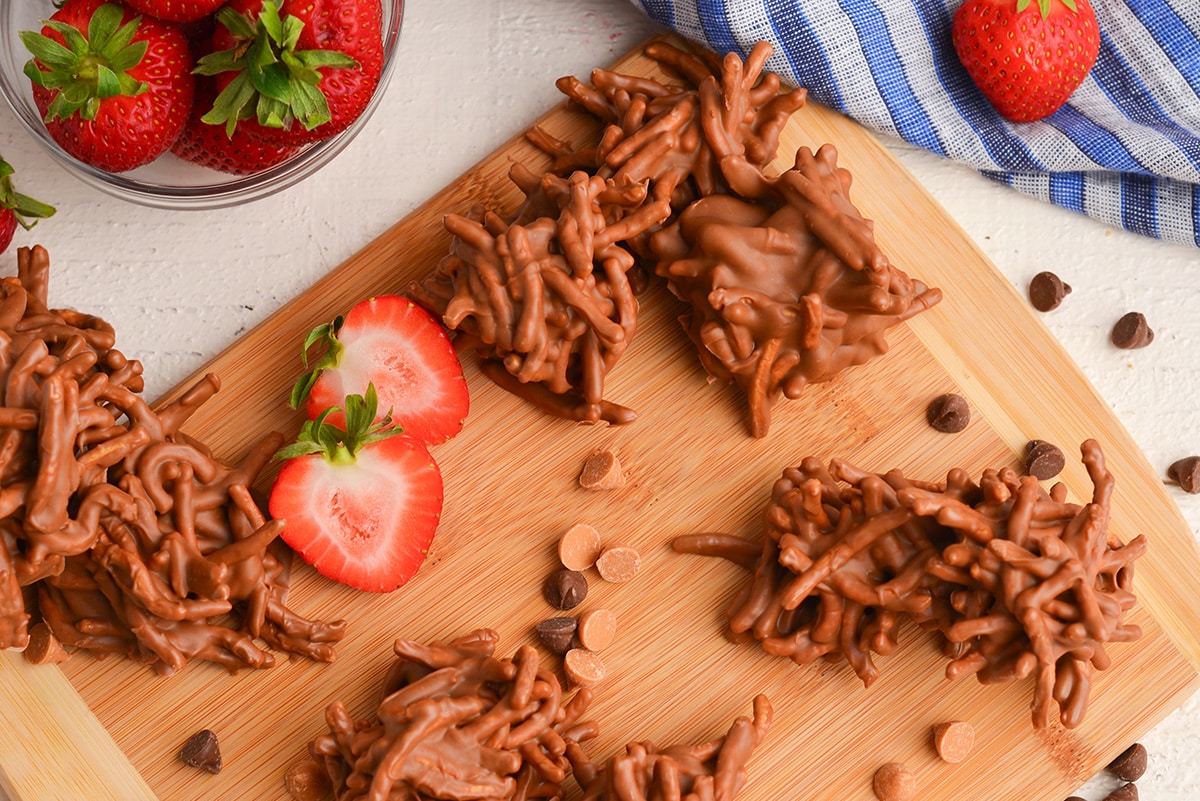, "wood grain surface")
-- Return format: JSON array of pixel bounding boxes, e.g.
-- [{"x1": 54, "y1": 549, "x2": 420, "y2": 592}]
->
[{"x1": 3, "y1": 35, "x2": 1199, "y2": 801}]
